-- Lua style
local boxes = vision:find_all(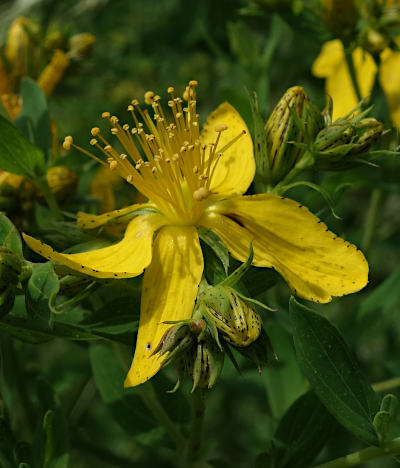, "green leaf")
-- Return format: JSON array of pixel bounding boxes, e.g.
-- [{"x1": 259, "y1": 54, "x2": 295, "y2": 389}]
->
[
  {"x1": 290, "y1": 297, "x2": 380, "y2": 446},
  {"x1": 0, "y1": 115, "x2": 45, "y2": 178},
  {"x1": 89, "y1": 343, "x2": 157, "y2": 436},
  {"x1": 262, "y1": 323, "x2": 305, "y2": 419},
  {"x1": 357, "y1": 267, "x2": 400, "y2": 322},
  {"x1": 25, "y1": 262, "x2": 60, "y2": 327},
  {"x1": 15, "y1": 78, "x2": 52, "y2": 160},
  {"x1": 270, "y1": 392, "x2": 336, "y2": 468},
  {"x1": 198, "y1": 226, "x2": 229, "y2": 274},
  {"x1": 0, "y1": 213, "x2": 23, "y2": 256},
  {"x1": 35, "y1": 379, "x2": 69, "y2": 468}
]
